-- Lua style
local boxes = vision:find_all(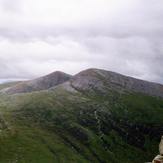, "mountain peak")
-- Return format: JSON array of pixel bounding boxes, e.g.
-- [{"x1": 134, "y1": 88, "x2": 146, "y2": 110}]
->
[
  {"x1": 70, "y1": 68, "x2": 163, "y2": 97},
  {"x1": 2, "y1": 71, "x2": 72, "y2": 94}
]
